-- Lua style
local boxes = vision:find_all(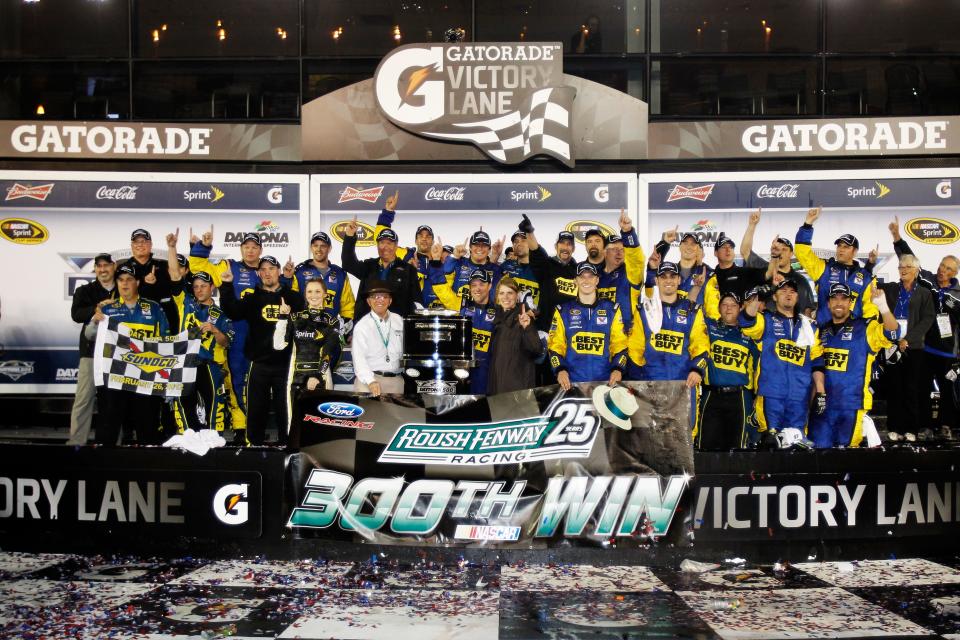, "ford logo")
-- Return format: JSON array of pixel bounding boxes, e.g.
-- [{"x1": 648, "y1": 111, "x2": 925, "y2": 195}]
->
[{"x1": 318, "y1": 402, "x2": 364, "y2": 418}]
